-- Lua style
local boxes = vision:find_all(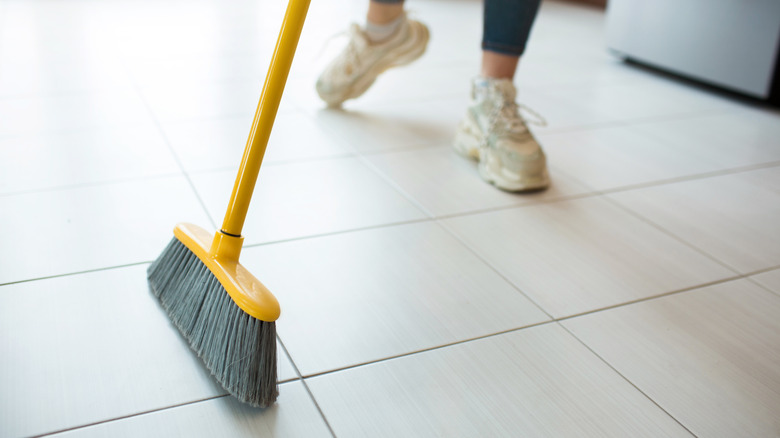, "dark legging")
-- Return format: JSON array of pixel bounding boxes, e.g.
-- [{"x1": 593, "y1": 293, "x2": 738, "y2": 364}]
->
[{"x1": 371, "y1": 0, "x2": 542, "y2": 56}]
